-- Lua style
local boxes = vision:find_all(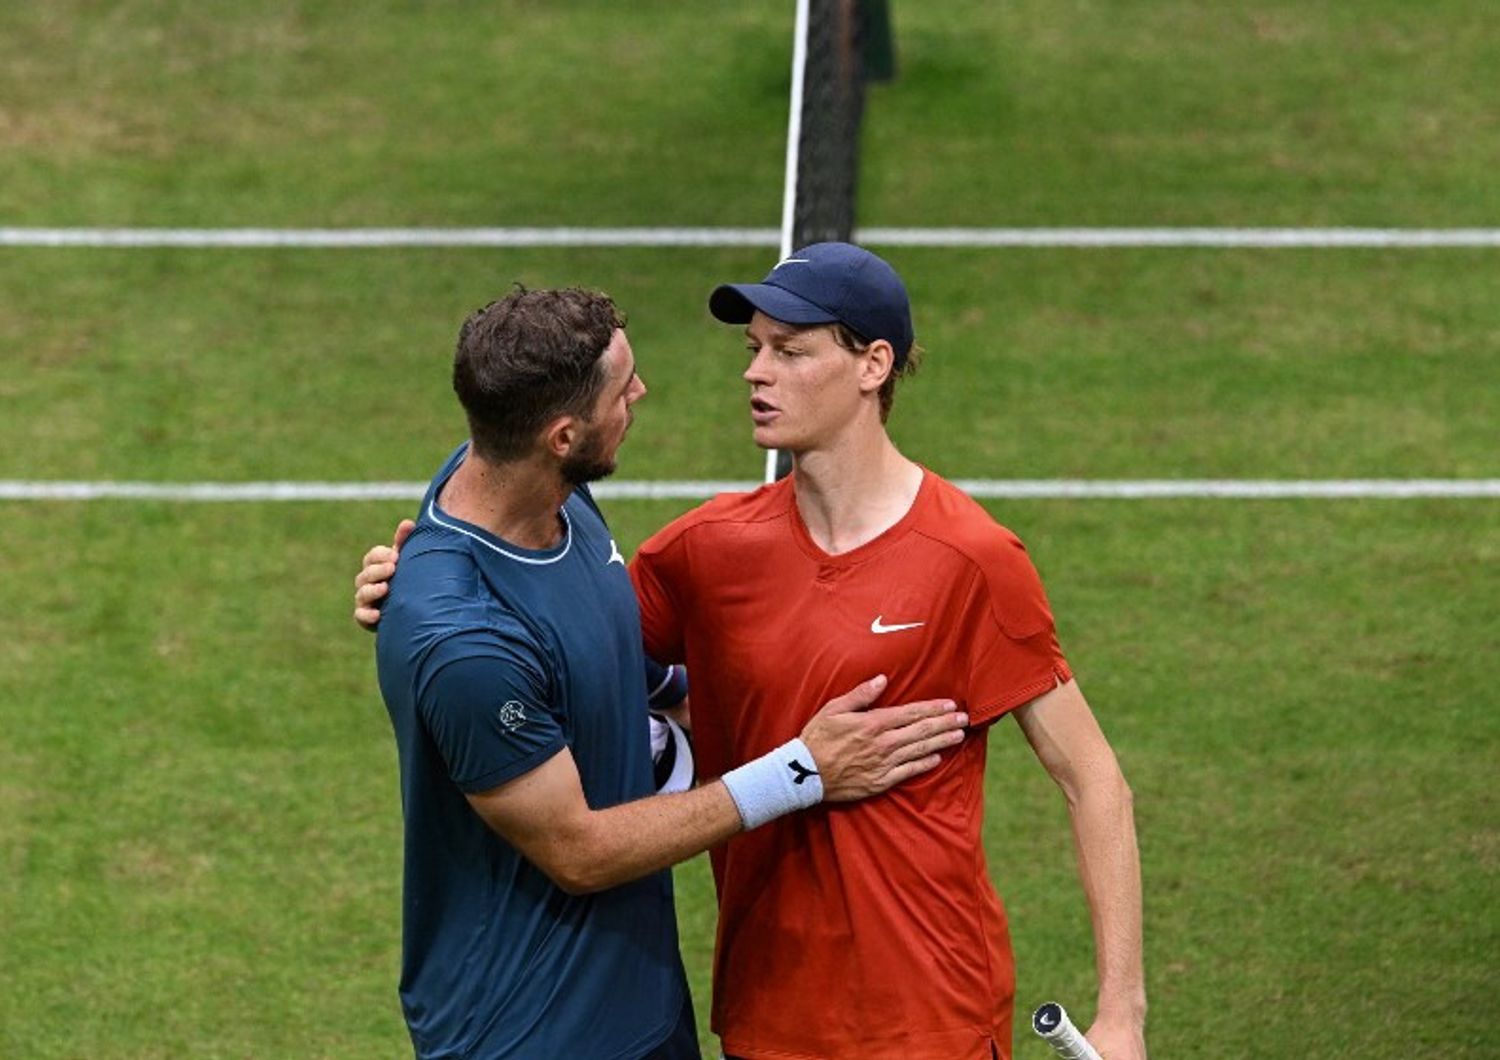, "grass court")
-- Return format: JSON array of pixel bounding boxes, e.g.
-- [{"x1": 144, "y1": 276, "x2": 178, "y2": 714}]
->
[{"x1": 2, "y1": 2, "x2": 1495, "y2": 1055}]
